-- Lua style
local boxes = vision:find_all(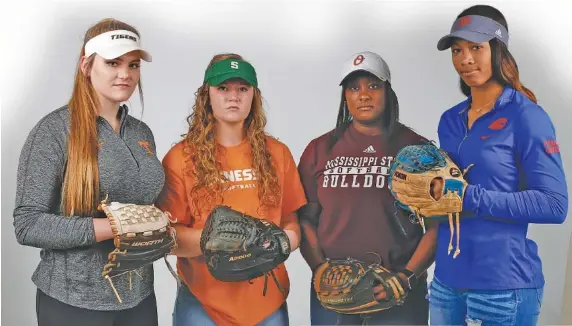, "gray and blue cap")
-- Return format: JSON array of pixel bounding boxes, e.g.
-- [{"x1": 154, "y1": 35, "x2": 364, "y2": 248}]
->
[{"x1": 437, "y1": 15, "x2": 509, "y2": 51}]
